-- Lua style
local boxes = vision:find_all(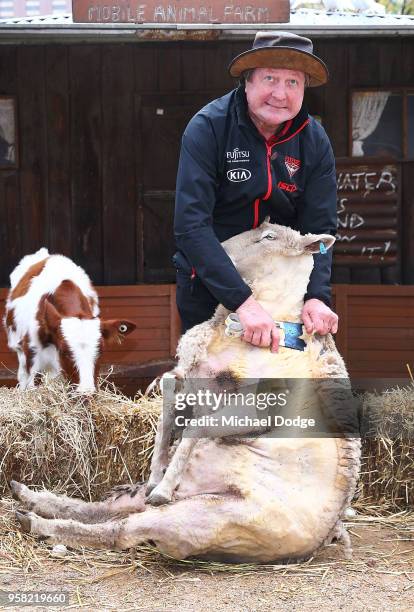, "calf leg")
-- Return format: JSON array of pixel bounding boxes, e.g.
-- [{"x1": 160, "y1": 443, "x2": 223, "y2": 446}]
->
[
  {"x1": 15, "y1": 496, "x2": 231, "y2": 559},
  {"x1": 16, "y1": 349, "x2": 30, "y2": 390},
  {"x1": 10, "y1": 481, "x2": 146, "y2": 523}
]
